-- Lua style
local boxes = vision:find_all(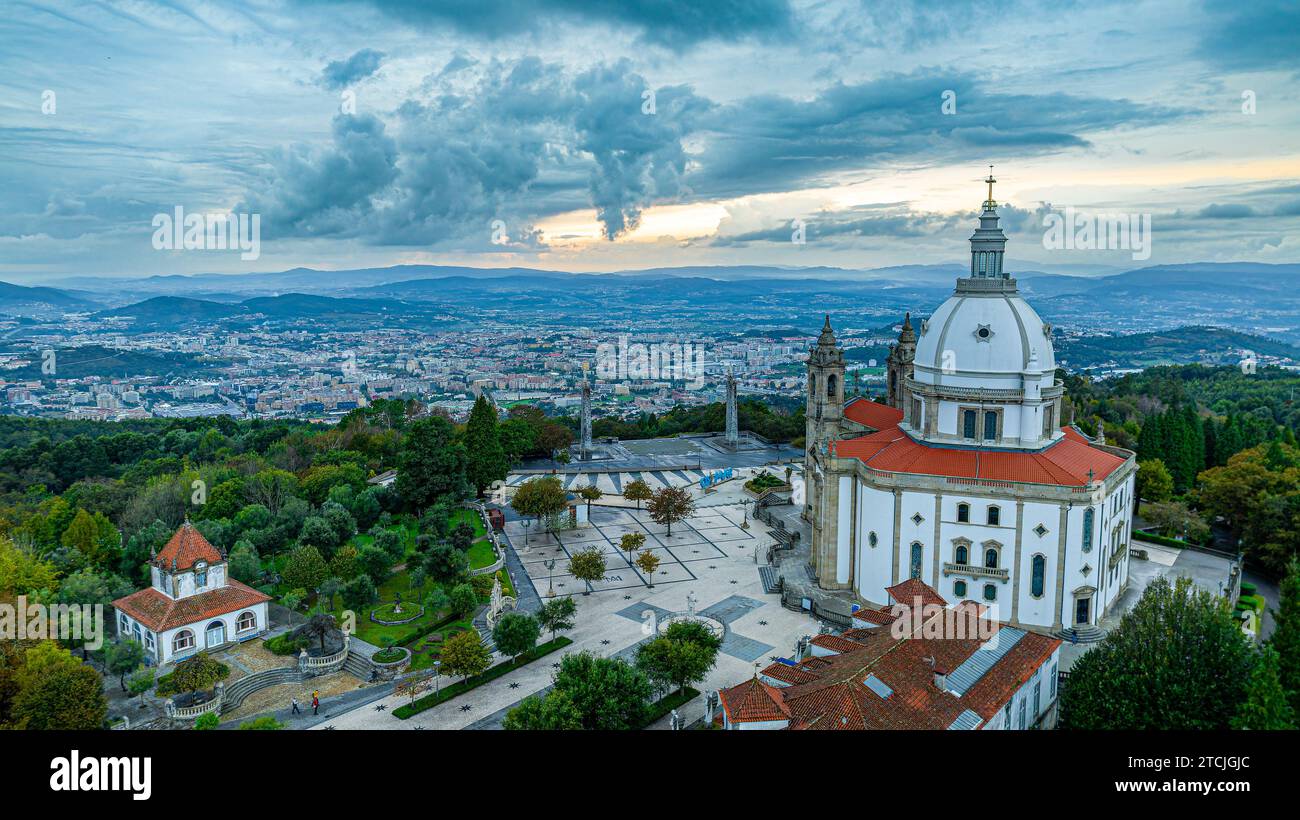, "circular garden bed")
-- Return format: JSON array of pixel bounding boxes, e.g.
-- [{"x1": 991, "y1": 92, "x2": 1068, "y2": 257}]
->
[
  {"x1": 370, "y1": 601, "x2": 425, "y2": 625},
  {"x1": 373, "y1": 646, "x2": 412, "y2": 666}
]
